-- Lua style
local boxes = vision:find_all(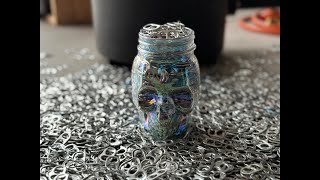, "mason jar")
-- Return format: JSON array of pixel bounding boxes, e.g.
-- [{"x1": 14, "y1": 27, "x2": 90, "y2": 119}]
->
[{"x1": 131, "y1": 22, "x2": 200, "y2": 140}]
